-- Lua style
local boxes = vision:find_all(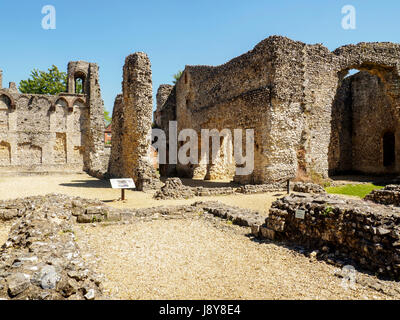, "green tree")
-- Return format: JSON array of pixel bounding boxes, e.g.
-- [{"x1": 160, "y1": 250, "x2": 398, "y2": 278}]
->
[
  {"x1": 104, "y1": 109, "x2": 112, "y2": 125},
  {"x1": 19, "y1": 65, "x2": 83, "y2": 95},
  {"x1": 172, "y1": 70, "x2": 183, "y2": 84},
  {"x1": 19, "y1": 65, "x2": 67, "y2": 95}
]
